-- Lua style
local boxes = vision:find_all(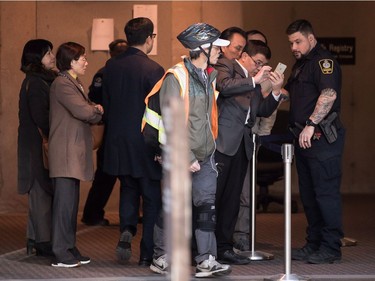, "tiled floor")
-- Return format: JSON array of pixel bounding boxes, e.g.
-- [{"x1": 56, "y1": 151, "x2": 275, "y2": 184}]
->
[{"x1": 0, "y1": 194, "x2": 374, "y2": 280}]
